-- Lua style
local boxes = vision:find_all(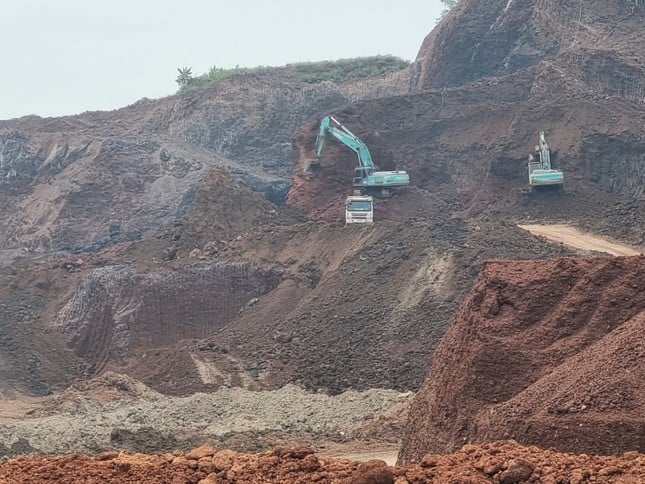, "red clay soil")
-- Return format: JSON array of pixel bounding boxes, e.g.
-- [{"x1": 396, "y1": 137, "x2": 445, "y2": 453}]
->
[
  {"x1": 1, "y1": 441, "x2": 644, "y2": 483},
  {"x1": 400, "y1": 255, "x2": 645, "y2": 464}
]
